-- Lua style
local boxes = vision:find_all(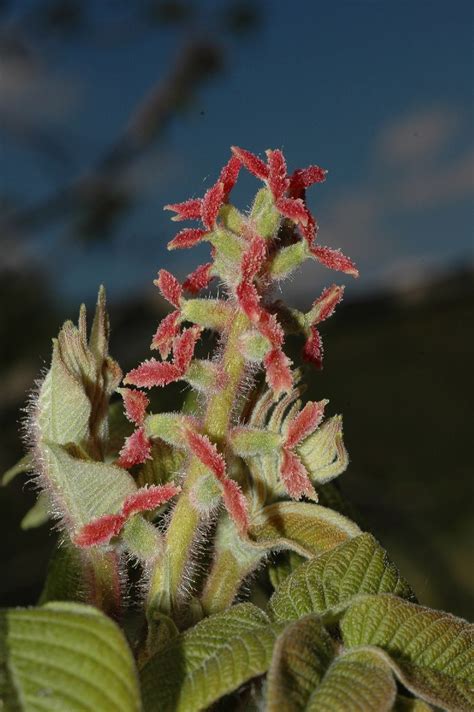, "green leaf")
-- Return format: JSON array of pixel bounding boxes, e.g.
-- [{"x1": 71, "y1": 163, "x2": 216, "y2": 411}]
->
[
  {"x1": 39, "y1": 543, "x2": 85, "y2": 604},
  {"x1": 268, "y1": 551, "x2": 306, "y2": 590},
  {"x1": 299, "y1": 648, "x2": 396, "y2": 712},
  {"x1": 1, "y1": 454, "x2": 32, "y2": 487},
  {"x1": 0, "y1": 601, "x2": 141, "y2": 711},
  {"x1": 20, "y1": 492, "x2": 50, "y2": 530},
  {"x1": 140, "y1": 603, "x2": 285, "y2": 712},
  {"x1": 266, "y1": 615, "x2": 335, "y2": 711},
  {"x1": 42, "y1": 442, "x2": 136, "y2": 536},
  {"x1": 270, "y1": 534, "x2": 413, "y2": 622},
  {"x1": 341, "y1": 594, "x2": 474, "y2": 711},
  {"x1": 34, "y1": 288, "x2": 121, "y2": 459},
  {"x1": 248, "y1": 501, "x2": 361, "y2": 558},
  {"x1": 392, "y1": 695, "x2": 434, "y2": 711}
]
